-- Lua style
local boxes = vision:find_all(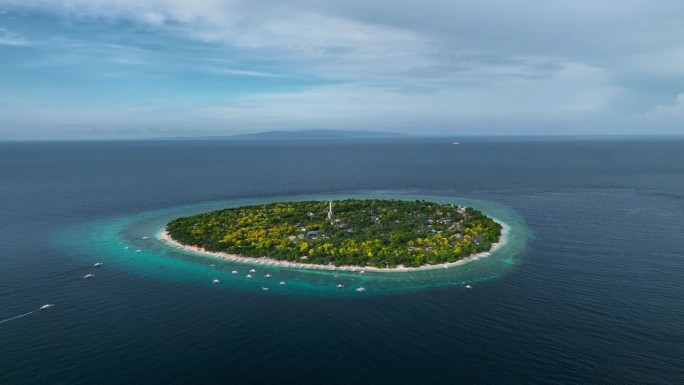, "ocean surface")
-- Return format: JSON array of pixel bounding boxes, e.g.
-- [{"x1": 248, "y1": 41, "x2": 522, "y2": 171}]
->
[{"x1": 0, "y1": 137, "x2": 683, "y2": 384}]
